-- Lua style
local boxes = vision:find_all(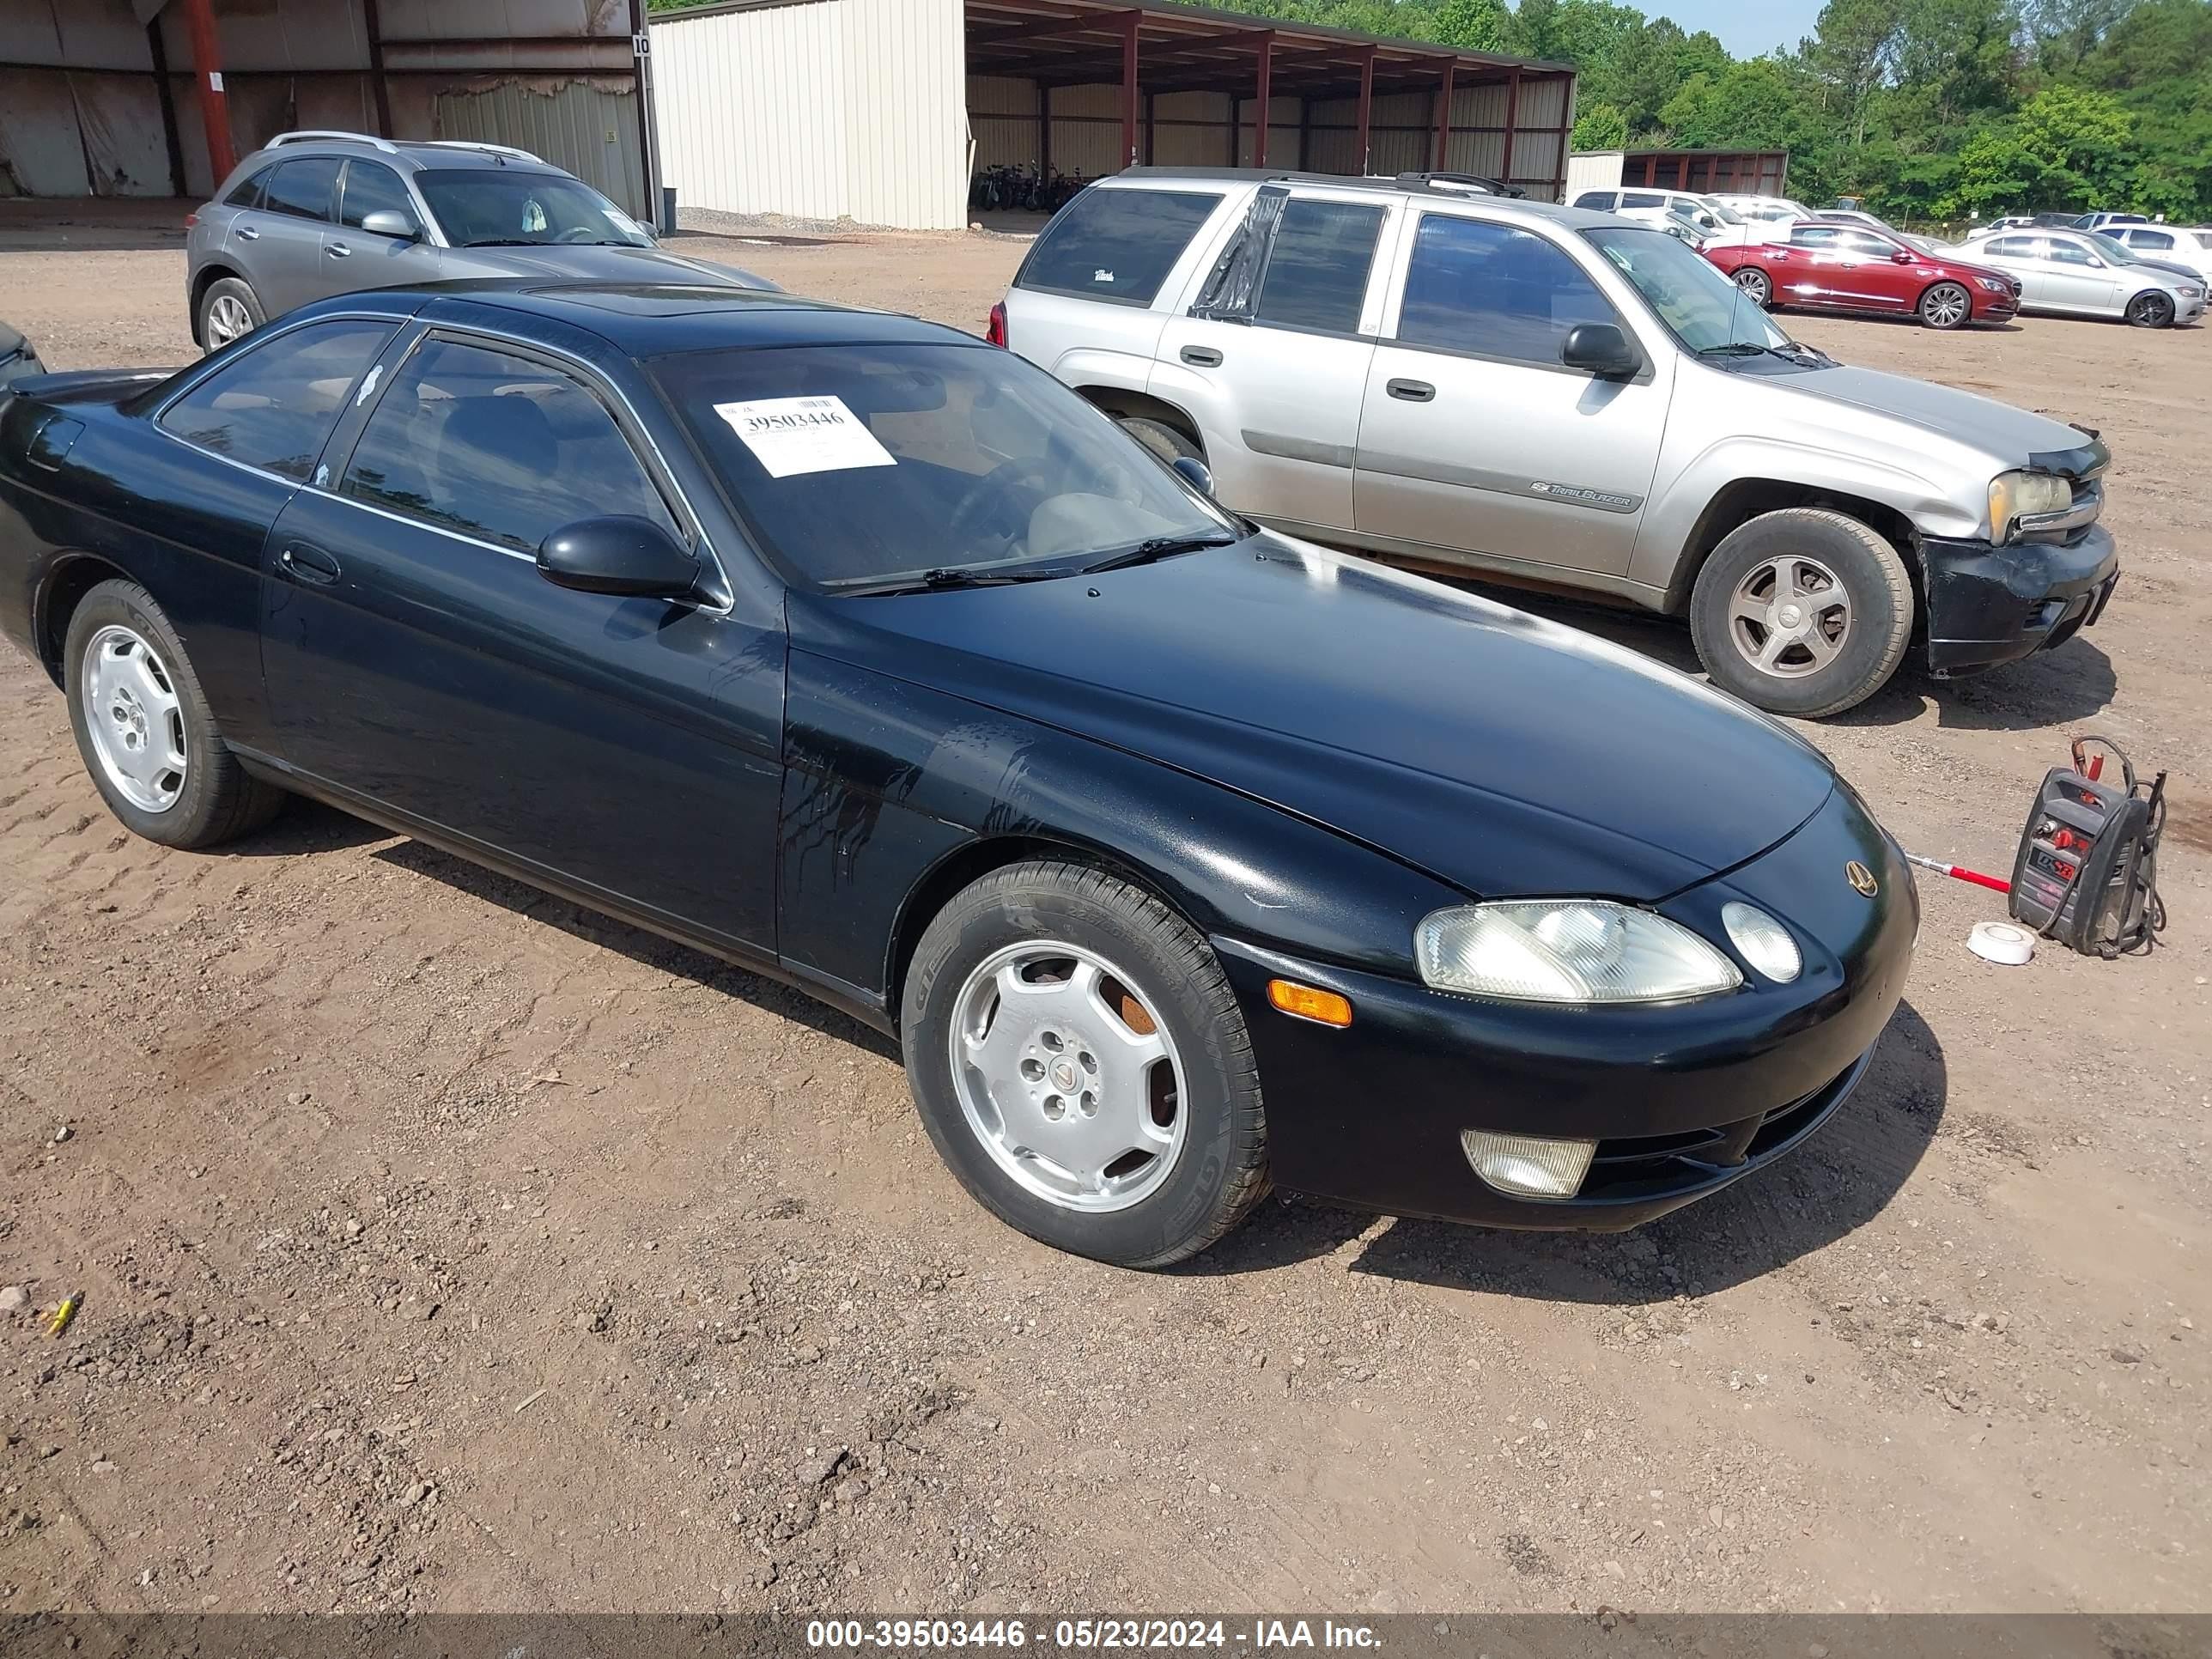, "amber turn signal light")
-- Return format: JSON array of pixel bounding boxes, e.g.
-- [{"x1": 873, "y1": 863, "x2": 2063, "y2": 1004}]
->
[{"x1": 1267, "y1": 979, "x2": 1352, "y2": 1028}]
